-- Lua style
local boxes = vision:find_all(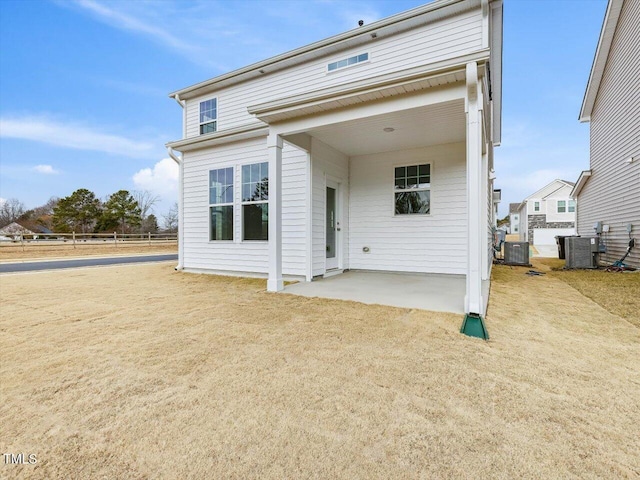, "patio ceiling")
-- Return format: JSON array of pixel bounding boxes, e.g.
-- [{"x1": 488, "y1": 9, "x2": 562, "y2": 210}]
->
[{"x1": 305, "y1": 98, "x2": 465, "y2": 157}]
